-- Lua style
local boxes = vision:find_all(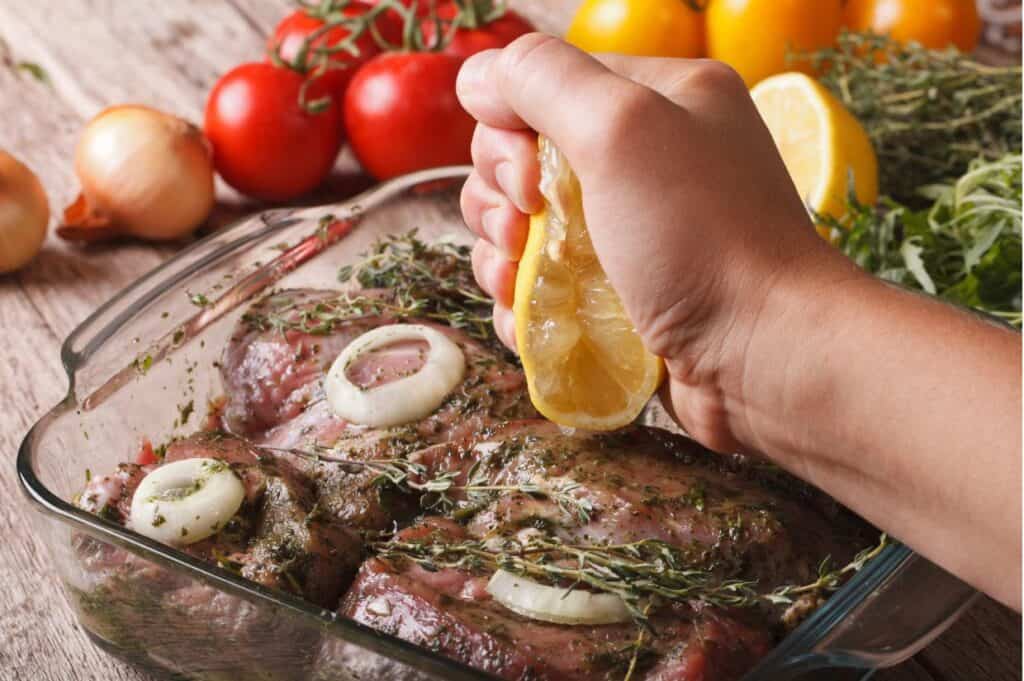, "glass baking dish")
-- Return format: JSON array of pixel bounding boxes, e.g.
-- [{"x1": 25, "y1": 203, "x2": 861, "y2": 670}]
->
[{"x1": 18, "y1": 165, "x2": 980, "y2": 681}]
